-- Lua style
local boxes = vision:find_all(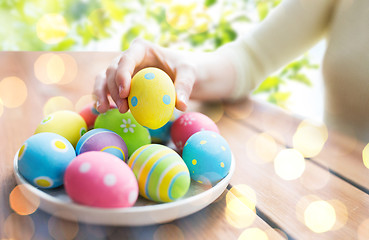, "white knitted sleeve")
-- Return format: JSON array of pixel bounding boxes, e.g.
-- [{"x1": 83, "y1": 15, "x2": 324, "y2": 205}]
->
[{"x1": 217, "y1": 0, "x2": 335, "y2": 100}]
